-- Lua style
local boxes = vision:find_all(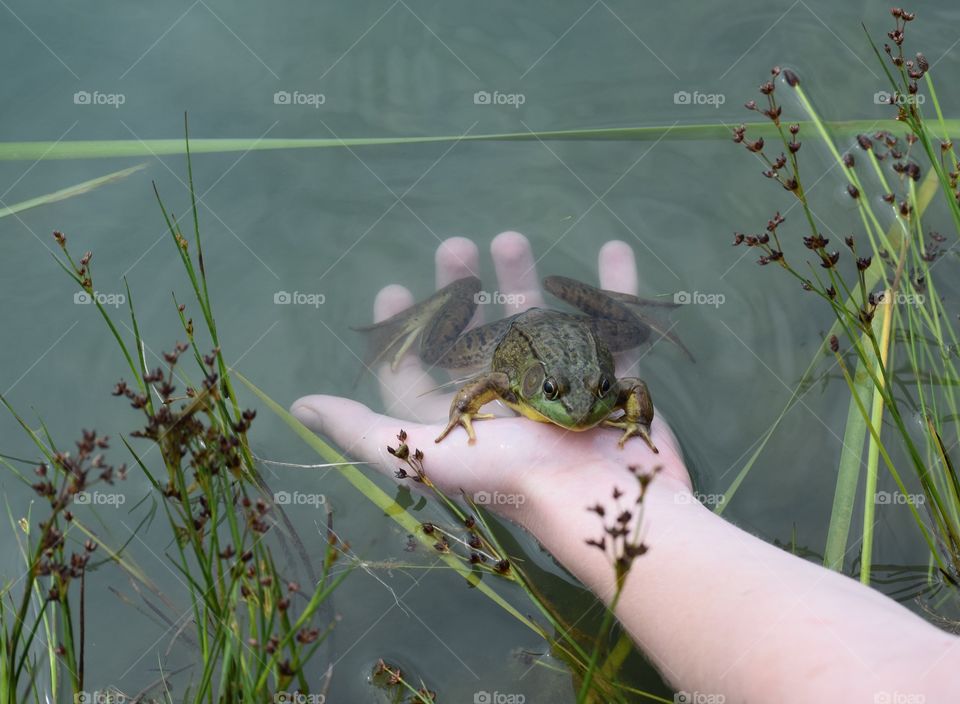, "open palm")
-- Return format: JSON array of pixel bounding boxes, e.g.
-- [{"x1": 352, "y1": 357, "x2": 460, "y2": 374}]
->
[{"x1": 291, "y1": 232, "x2": 691, "y2": 521}]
